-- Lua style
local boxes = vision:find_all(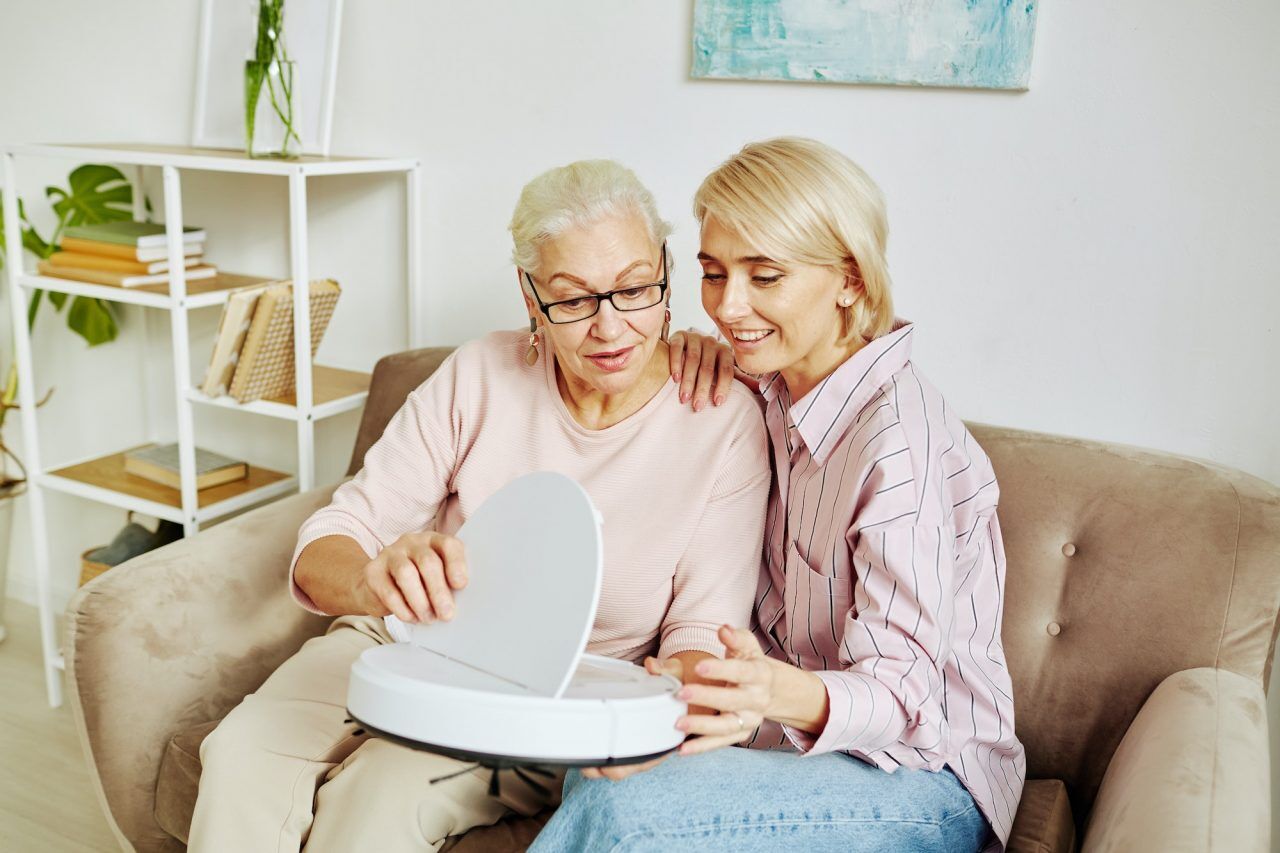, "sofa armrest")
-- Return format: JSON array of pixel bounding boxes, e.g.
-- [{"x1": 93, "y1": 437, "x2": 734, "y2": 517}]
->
[
  {"x1": 1081, "y1": 667, "x2": 1270, "y2": 853},
  {"x1": 65, "y1": 485, "x2": 339, "y2": 853}
]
